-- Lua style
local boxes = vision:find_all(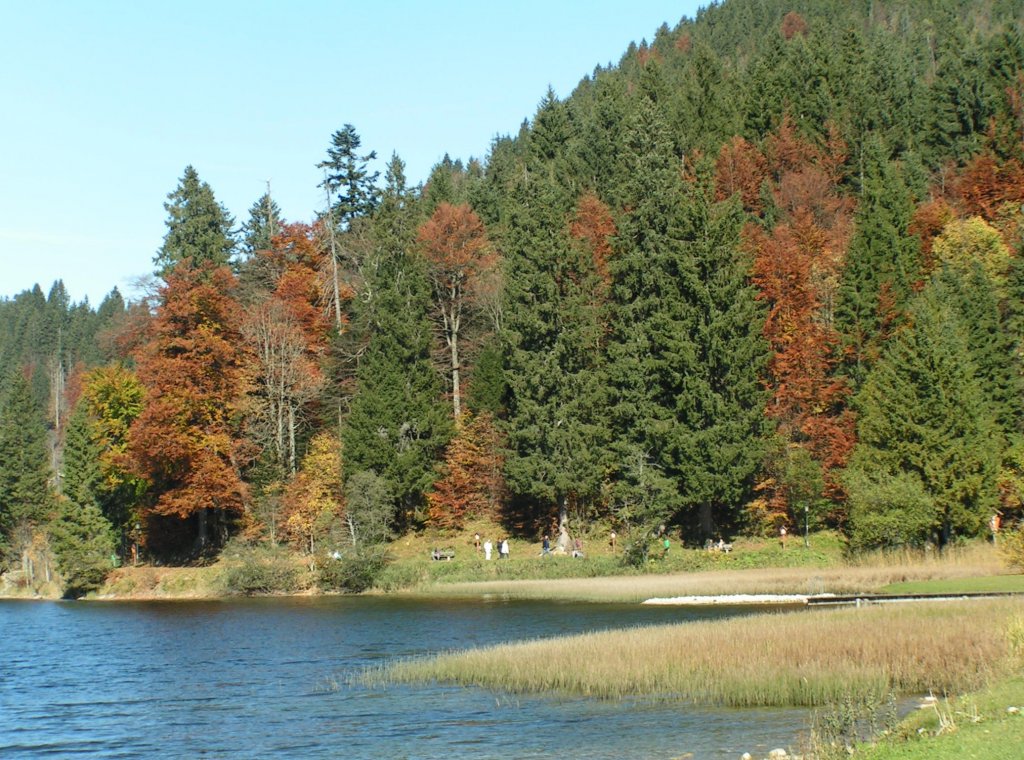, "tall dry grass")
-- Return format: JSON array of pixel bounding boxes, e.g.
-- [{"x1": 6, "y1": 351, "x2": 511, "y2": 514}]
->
[
  {"x1": 426, "y1": 545, "x2": 1003, "y2": 603},
  {"x1": 374, "y1": 599, "x2": 1018, "y2": 707}
]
